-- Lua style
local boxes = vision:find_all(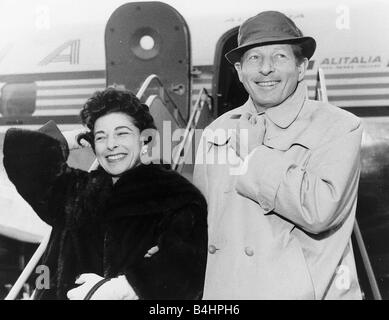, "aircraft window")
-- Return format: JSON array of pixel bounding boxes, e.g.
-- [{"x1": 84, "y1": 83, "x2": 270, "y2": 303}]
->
[
  {"x1": 130, "y1": 27, "x2": 161, "y2": 60},
  {"x1": 0, "y1": 83, "x2": 36, "y2": 117},
  {"x1": 140, "y1": 35, "x2": 155, "y2": 51}
]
